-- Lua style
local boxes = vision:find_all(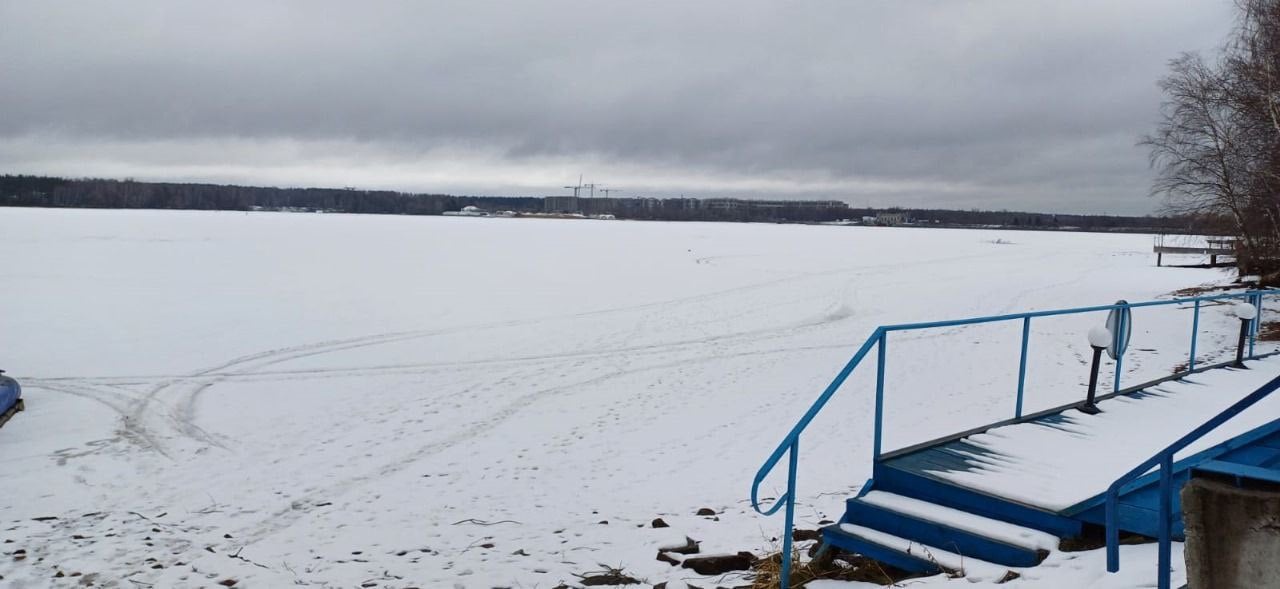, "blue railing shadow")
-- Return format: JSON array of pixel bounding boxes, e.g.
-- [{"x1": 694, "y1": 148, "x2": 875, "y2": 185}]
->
[{"x1": 751, "y1": 290, "x2": 1271, "y2": 588}]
